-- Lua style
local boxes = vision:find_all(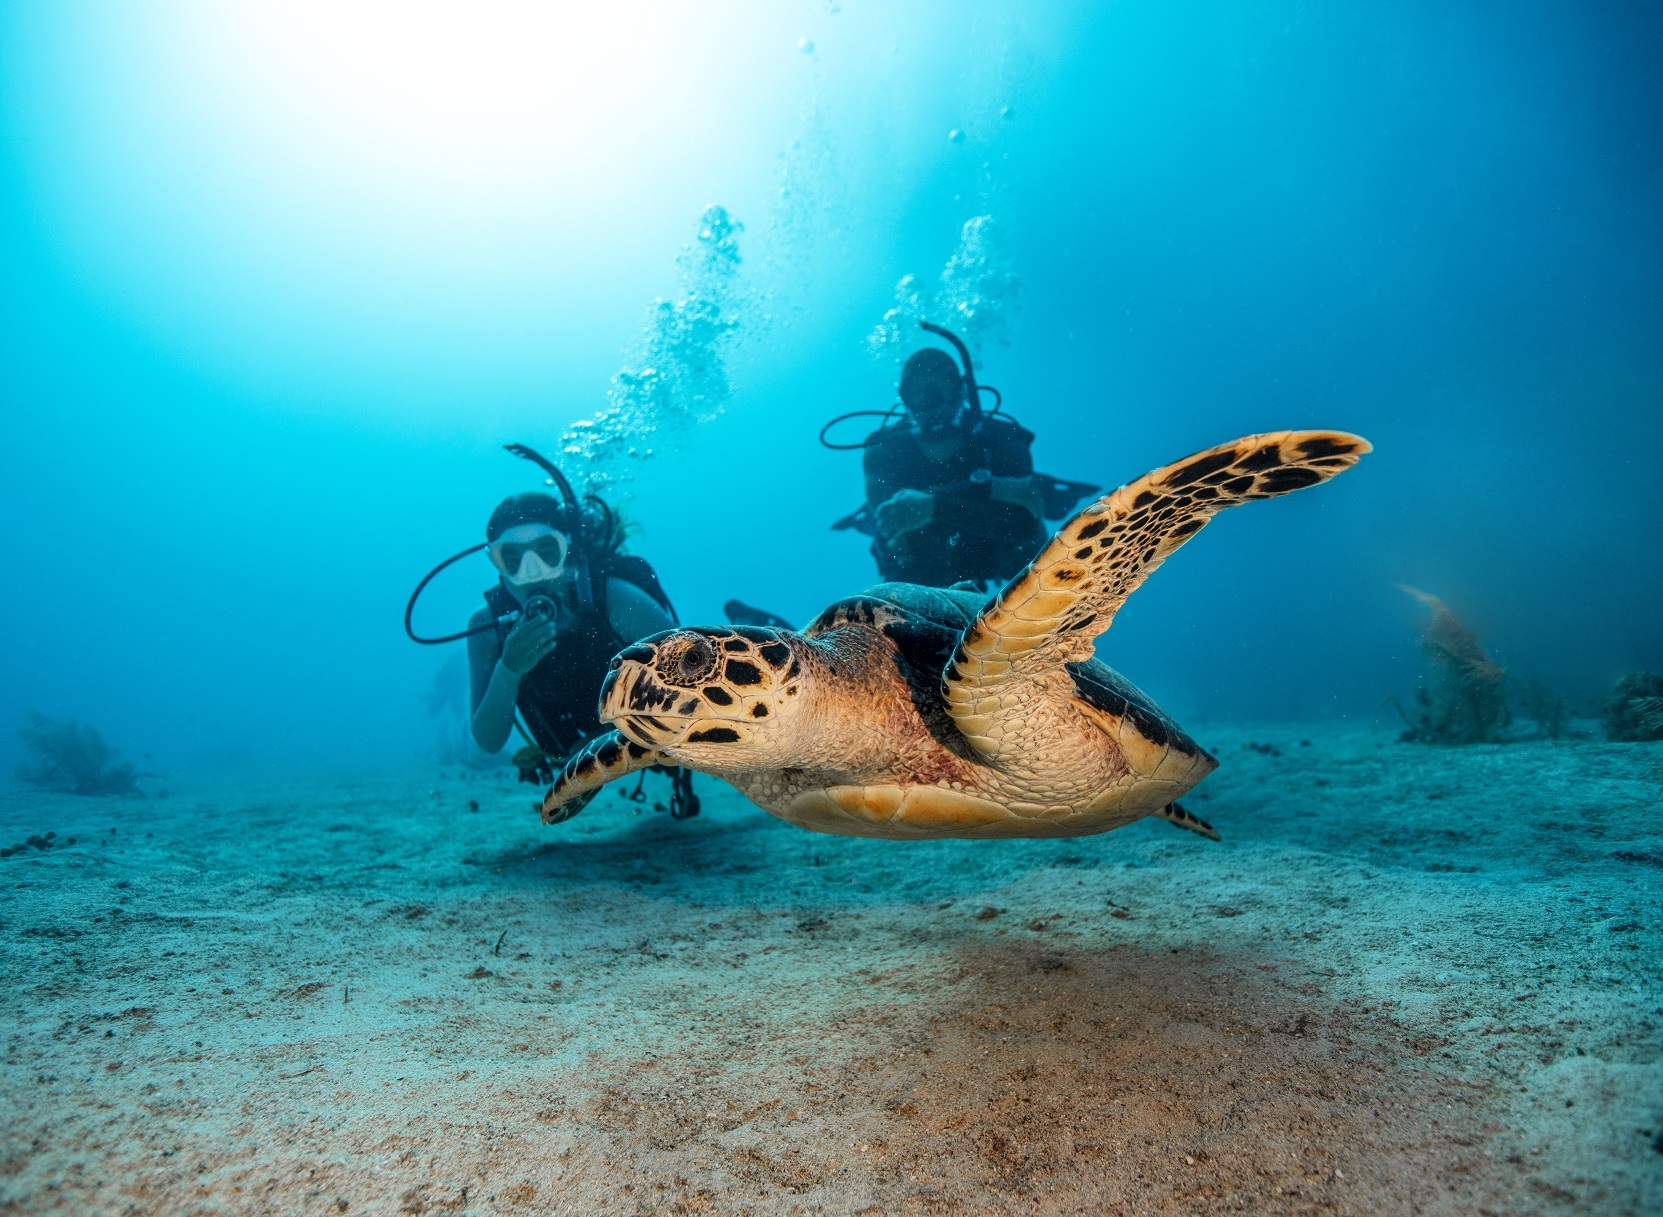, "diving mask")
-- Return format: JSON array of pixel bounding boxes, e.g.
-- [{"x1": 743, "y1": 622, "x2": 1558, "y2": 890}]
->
[{"x1": 490, "y1": 525, "x2": 570, "y2": 586}]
